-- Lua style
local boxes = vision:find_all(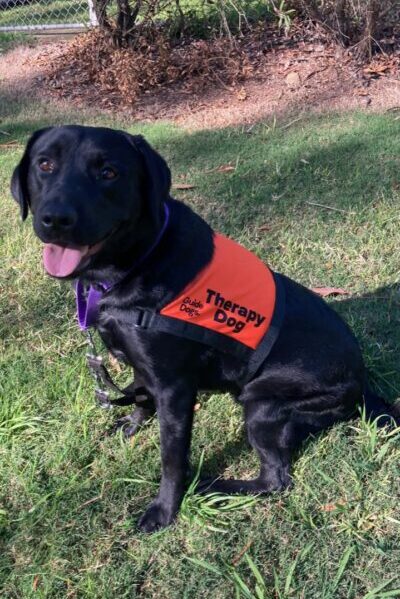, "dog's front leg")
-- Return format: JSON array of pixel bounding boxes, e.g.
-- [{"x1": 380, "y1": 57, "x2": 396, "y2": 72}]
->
[{"x1": 138, "y1": 385, "x2": 196, "y2": 532}]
